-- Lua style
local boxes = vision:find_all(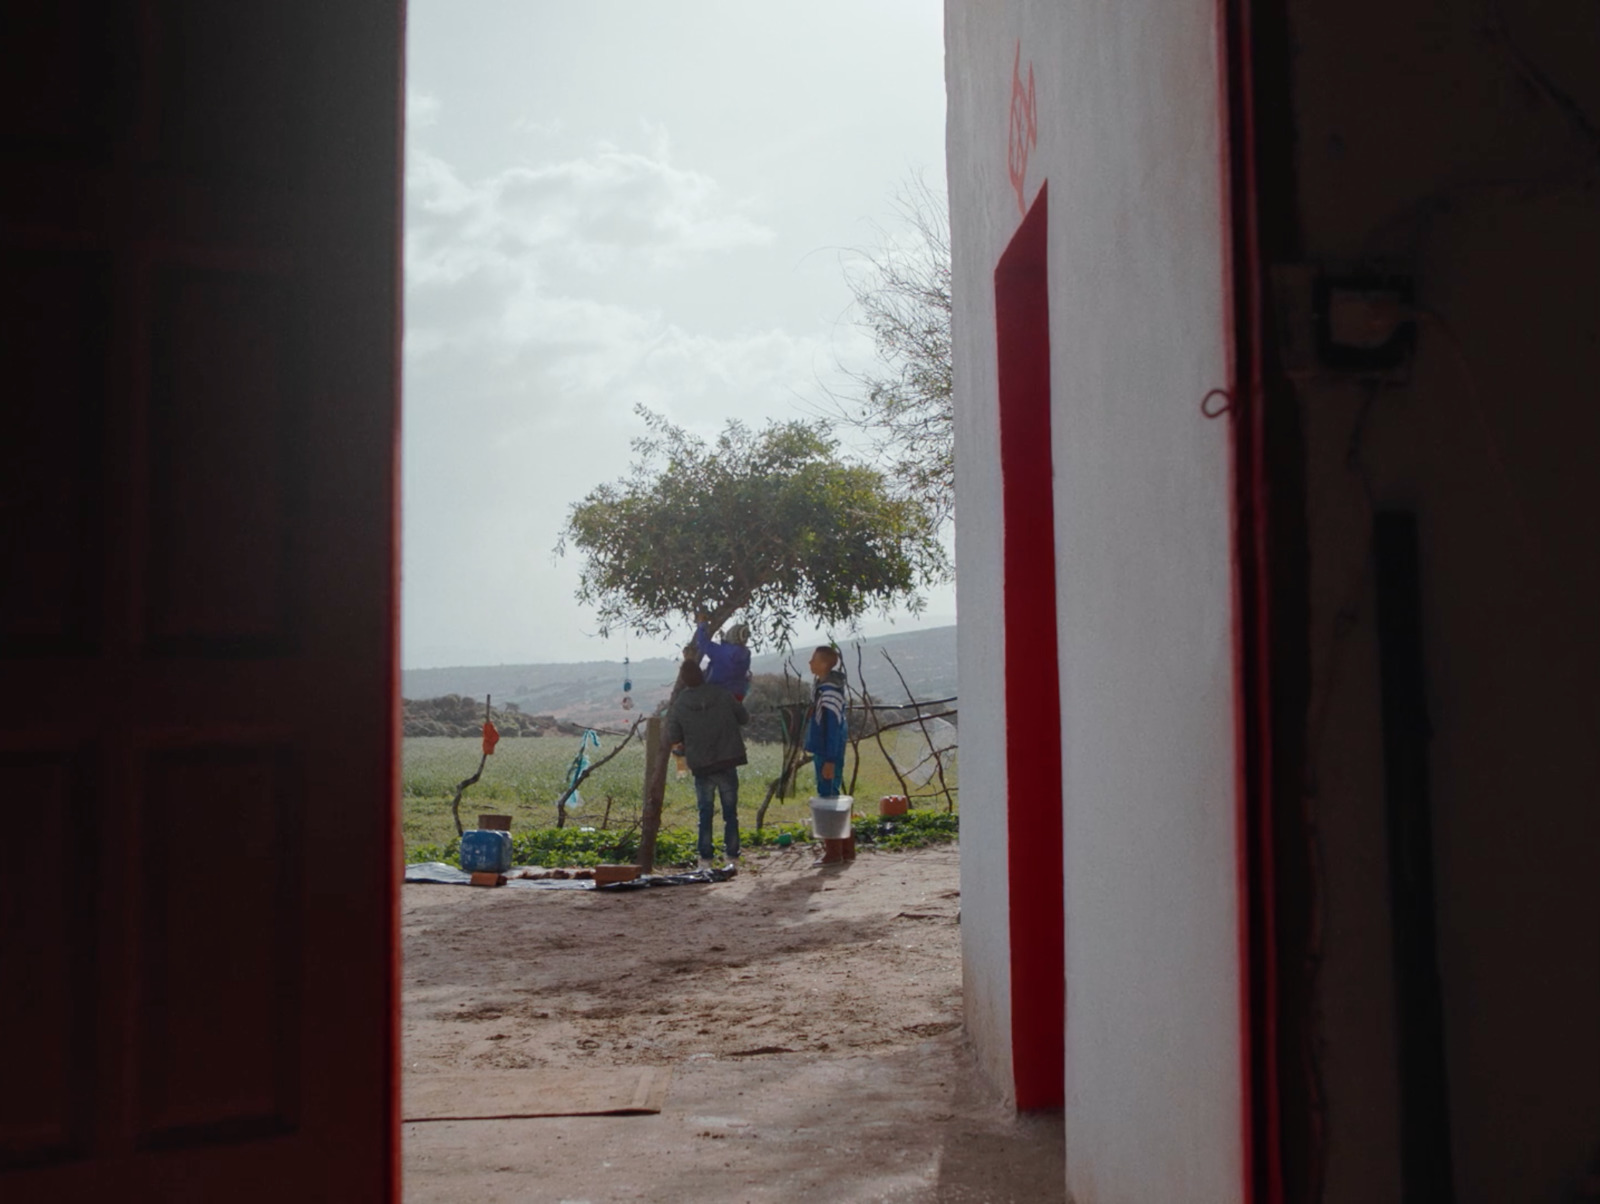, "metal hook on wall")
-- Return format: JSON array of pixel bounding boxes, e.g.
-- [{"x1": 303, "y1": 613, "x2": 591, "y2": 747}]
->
[{"x1": 1200, "y1": 387, "x2": 1235, "y2": 419}]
